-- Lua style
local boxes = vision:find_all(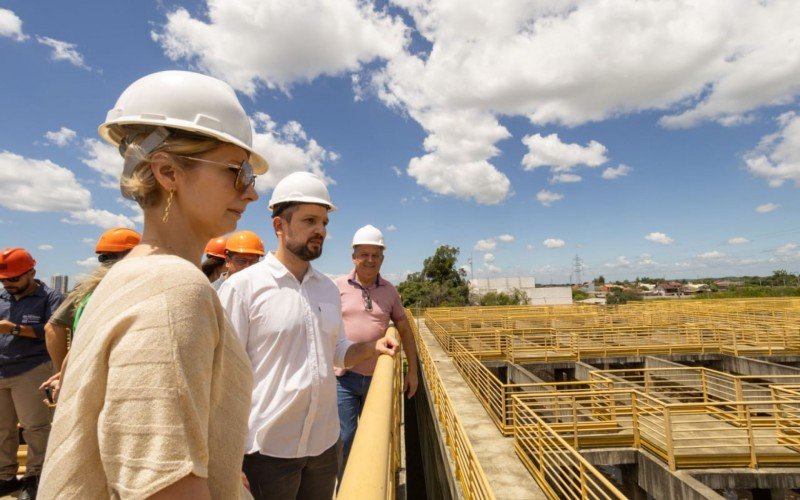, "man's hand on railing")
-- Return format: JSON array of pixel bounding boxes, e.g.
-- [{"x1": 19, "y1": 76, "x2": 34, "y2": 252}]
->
[
  {"x1": 375, "y1": 335, "x2": 399, "y2": 357},
  {"x1": 404, "y1": 365, "x2": 418, "y2": 398}
]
